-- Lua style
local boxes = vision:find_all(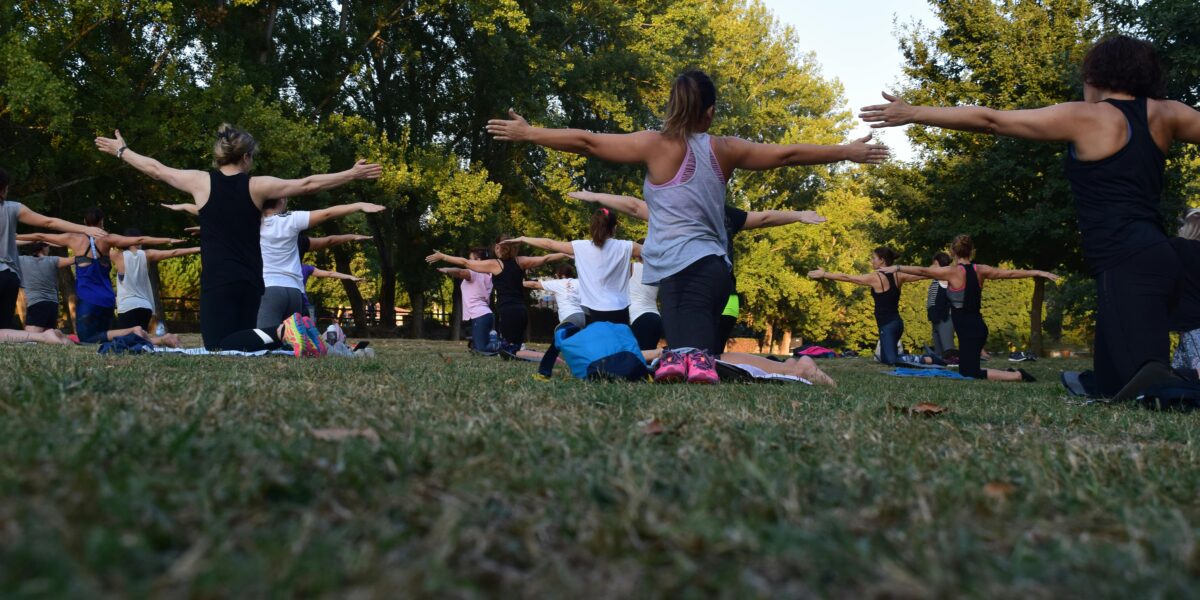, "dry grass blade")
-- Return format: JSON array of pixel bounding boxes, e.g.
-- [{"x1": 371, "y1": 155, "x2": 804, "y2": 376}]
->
[
  {"x1": 310, "y1": 427, "x2": 381, "y2": 444},
  {"x1": 638, "y1": 418, "x2": 665, "y2": 436},
  {"x1": 983, "y1": 481, "x2": 1017, "y2": 501}
]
